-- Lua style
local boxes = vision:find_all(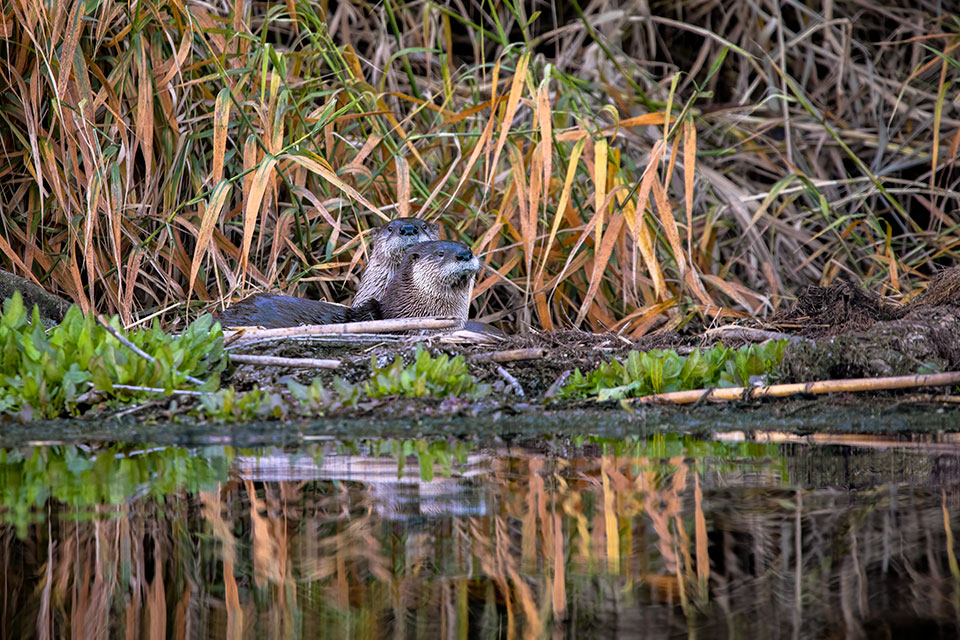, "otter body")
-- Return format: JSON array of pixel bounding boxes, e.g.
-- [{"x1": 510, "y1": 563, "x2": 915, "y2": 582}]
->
[
  {"x1": 380, "y1": 240, "x2": 479, "y2": 329},
  {"x1": 352, "y1": 218, "x2": 438, "y2": 308},
  {"x1": 217, "y1": 295, "x2": 380, "y2": 328},
  {"x1": 218, "y1": 217, "x2": 435, "y2": 328}
]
